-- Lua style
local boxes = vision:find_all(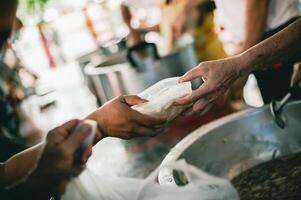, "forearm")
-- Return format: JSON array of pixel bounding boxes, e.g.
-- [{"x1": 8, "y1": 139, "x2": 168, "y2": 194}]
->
[
  {"x1": 243, "y1": 0, "x2": 269, "y2": 50},
  {"x1": 239, "y1": 19, "x2": 301, "y2": 76},
  {"x1": 85, "y1": 111, "x2": 106, "y2": 143},
  {"x1": 1, "y1": 143, "x2": 44, "y2": 187}
]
